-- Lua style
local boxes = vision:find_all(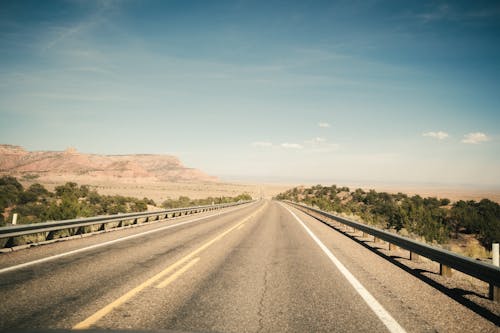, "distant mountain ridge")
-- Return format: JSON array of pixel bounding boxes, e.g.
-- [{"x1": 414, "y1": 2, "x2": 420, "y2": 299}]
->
[{"x1": 0, "y1": 144, "x2": 218, "y2": 183}]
